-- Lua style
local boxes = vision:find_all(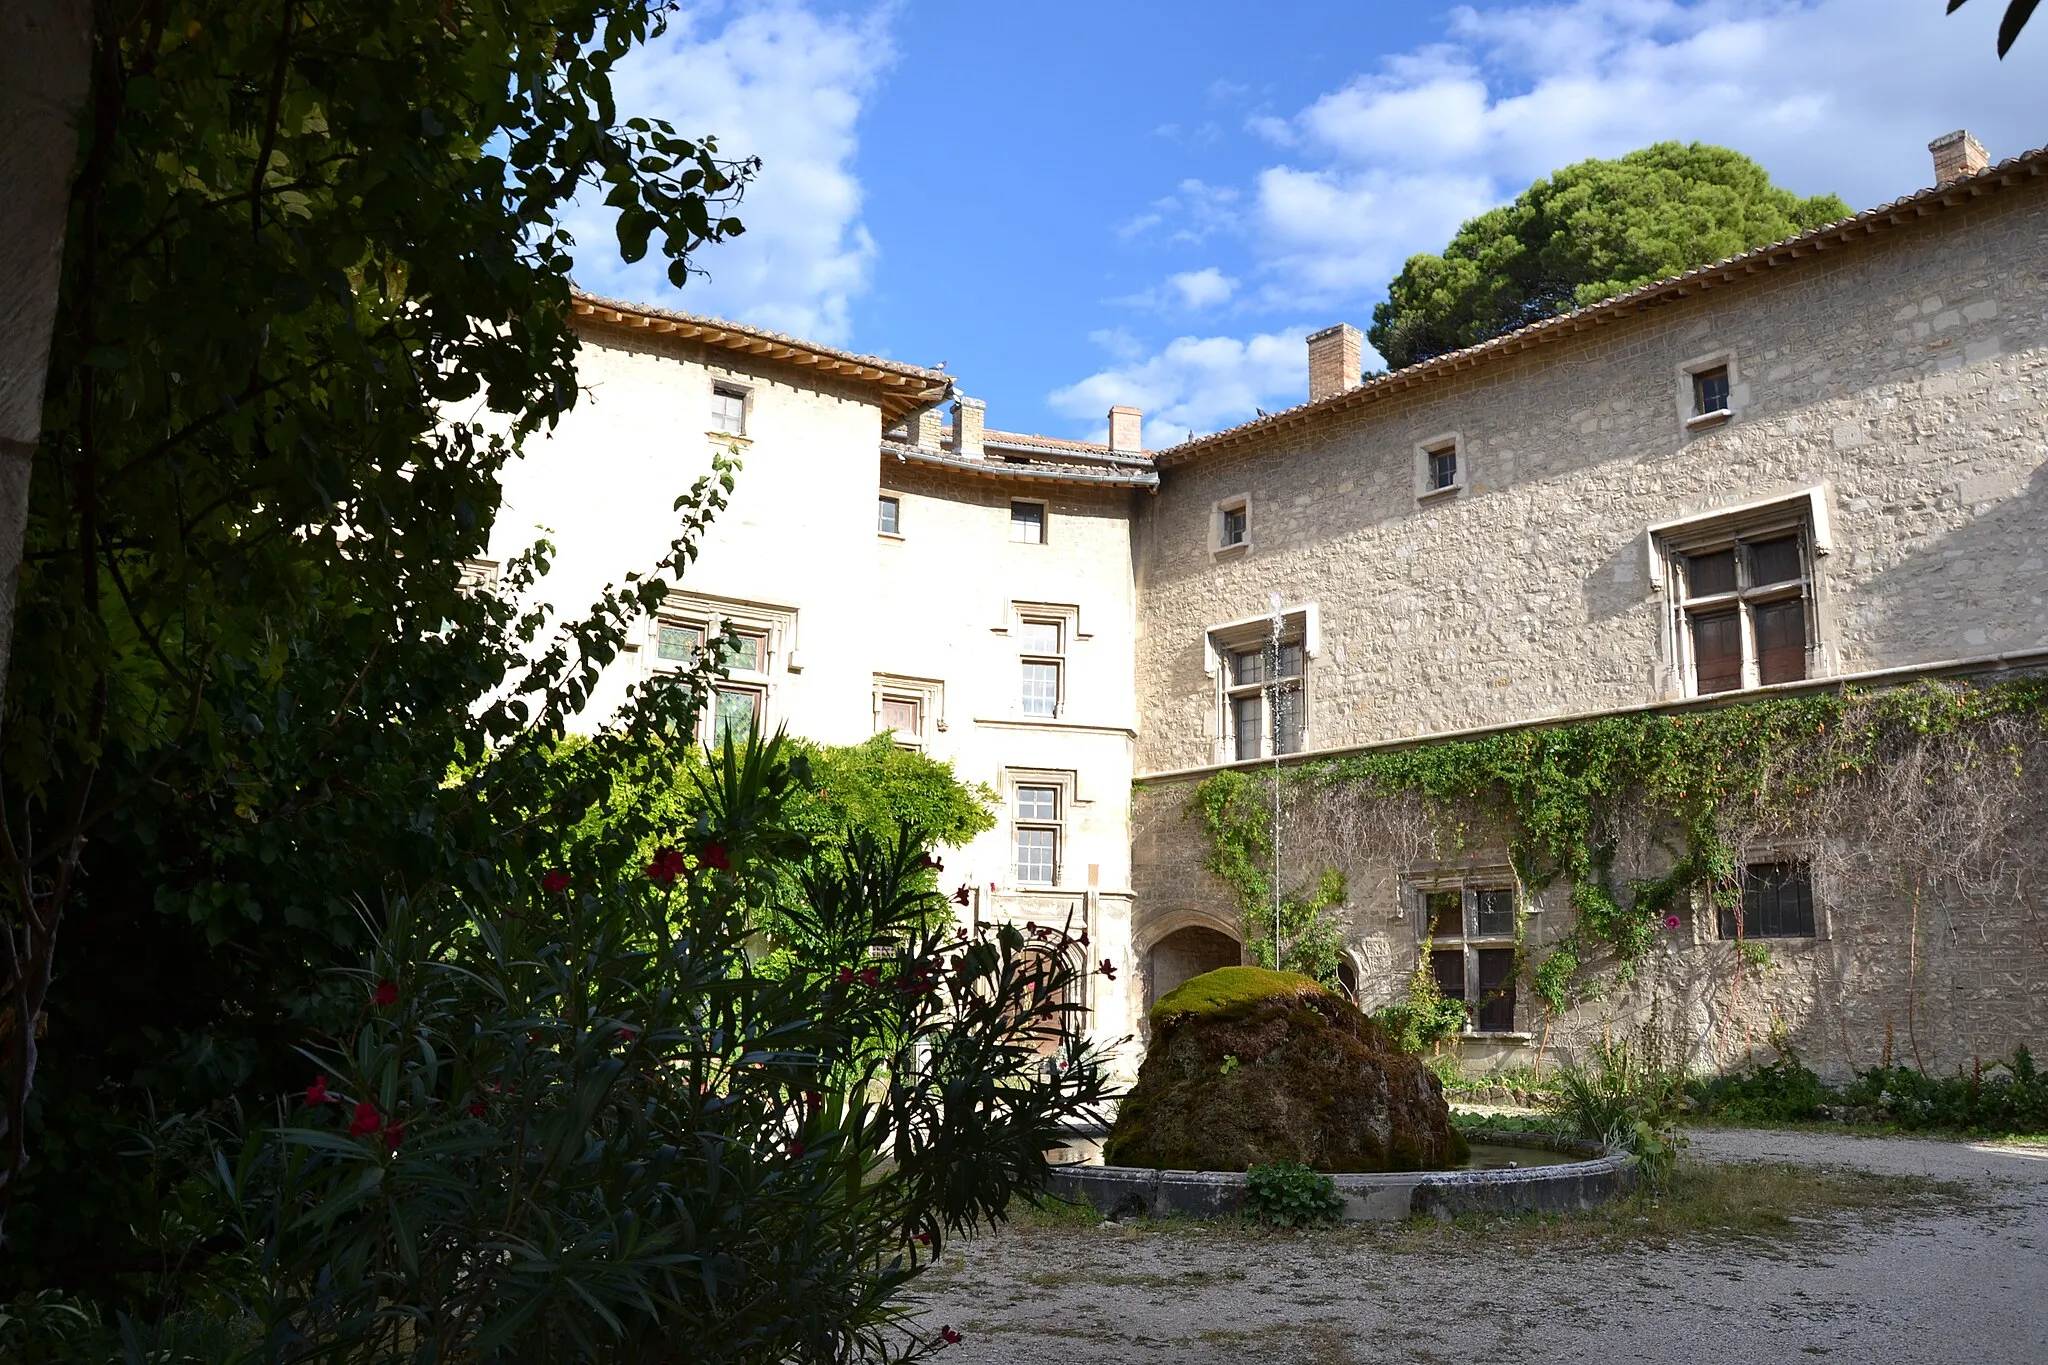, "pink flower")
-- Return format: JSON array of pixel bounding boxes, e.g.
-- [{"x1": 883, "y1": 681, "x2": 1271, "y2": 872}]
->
[
  {"x1": 700, "y1": 843, "x2": 731, "y2": 871},
  {"x1": 1097, "y1": 958, "x2": 1118, "y2": 982},
  {"x1": 918, "y1": 852, "x2": 943, "y2": 872},
  {"x1": 789, "y1": 1140, "x2": 806, "y2": 1159},
  {"x1": 914, "y1": 1230, "x2": 932, "y2": 1246},
  {"x1": 618, "y1": 1027, "x2": 637, "y2": 1043},
  {"x1": 940, "y1": 1326, "x2": 963, "y2": 1345},
  {"x1": 384, "y1": 1124, "x2": 404, "y2": 1152},
  {"x1": 541, "y1": 869, "x2": 571, "y2": 893},
  {"x1": 859, "y1": 967, "x2": 880, "y2": 988},
  {"x1": 304, "y1": 1075, "x2": 331, "y2": 1106},
  {"x1": 646, "y1": 849, "x2": 687, "y2": 884},
  {"x1": 951, "y1": 885, "x2": 972, "y2": 907},
  {"x1": 373, "y1": 980, "x2": 399, "y2": 1007},
  {"x1": 348, "y1": 1100, "x2": 383, "y2": 1138},
  {"x1": 469, "y1": 1101, "x2": 488, "y2": 1118},
  {"x1": 837, "y1": 966, "x2": 855, "y2": 985},
  {"x1": 1664, "y1": 914, "x2": 1683, "y2": 932}
]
